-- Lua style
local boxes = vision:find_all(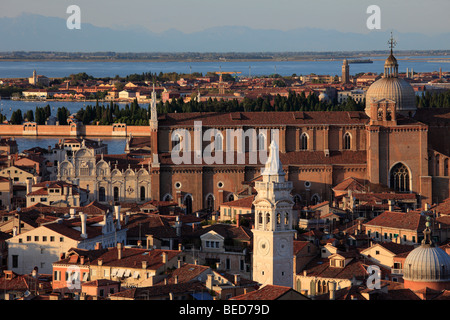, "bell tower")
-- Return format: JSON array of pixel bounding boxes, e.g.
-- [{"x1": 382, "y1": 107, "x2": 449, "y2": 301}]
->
[{"x1": 252, "y1": 140, "x2": 295, "y2": 288}]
